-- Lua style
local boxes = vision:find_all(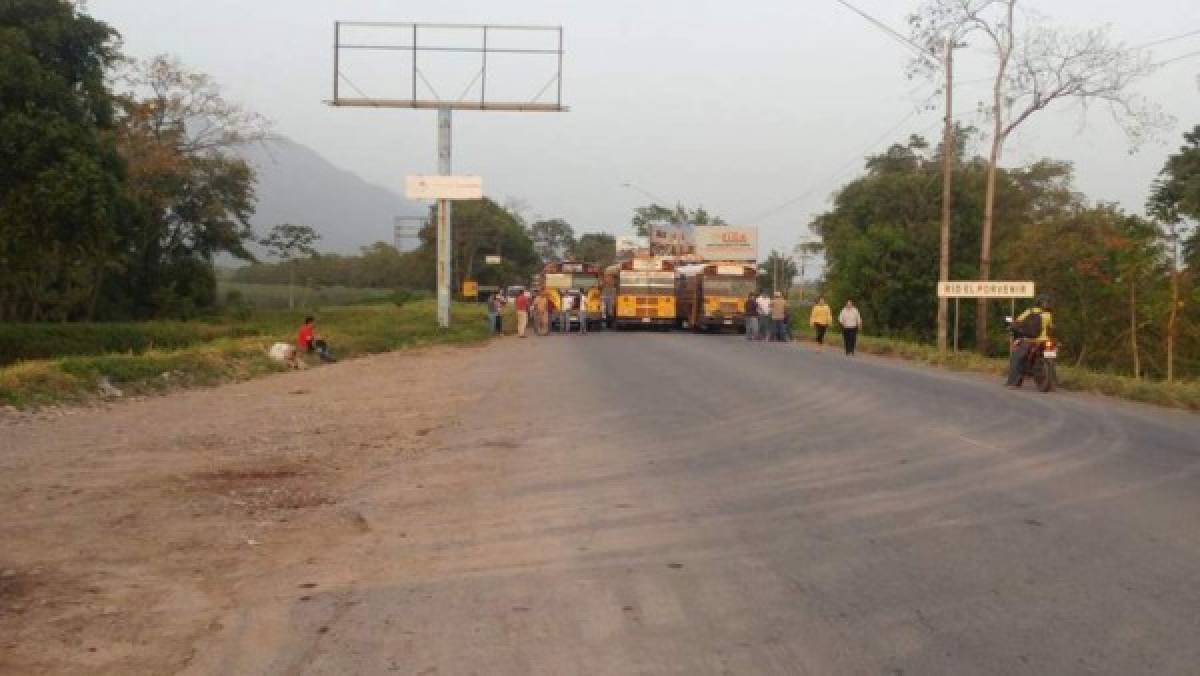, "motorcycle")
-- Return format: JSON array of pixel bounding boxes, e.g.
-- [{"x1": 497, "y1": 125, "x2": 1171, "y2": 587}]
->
[{"x1": 1005, "y1": 316, "x2": 1058, "y2": 392}]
